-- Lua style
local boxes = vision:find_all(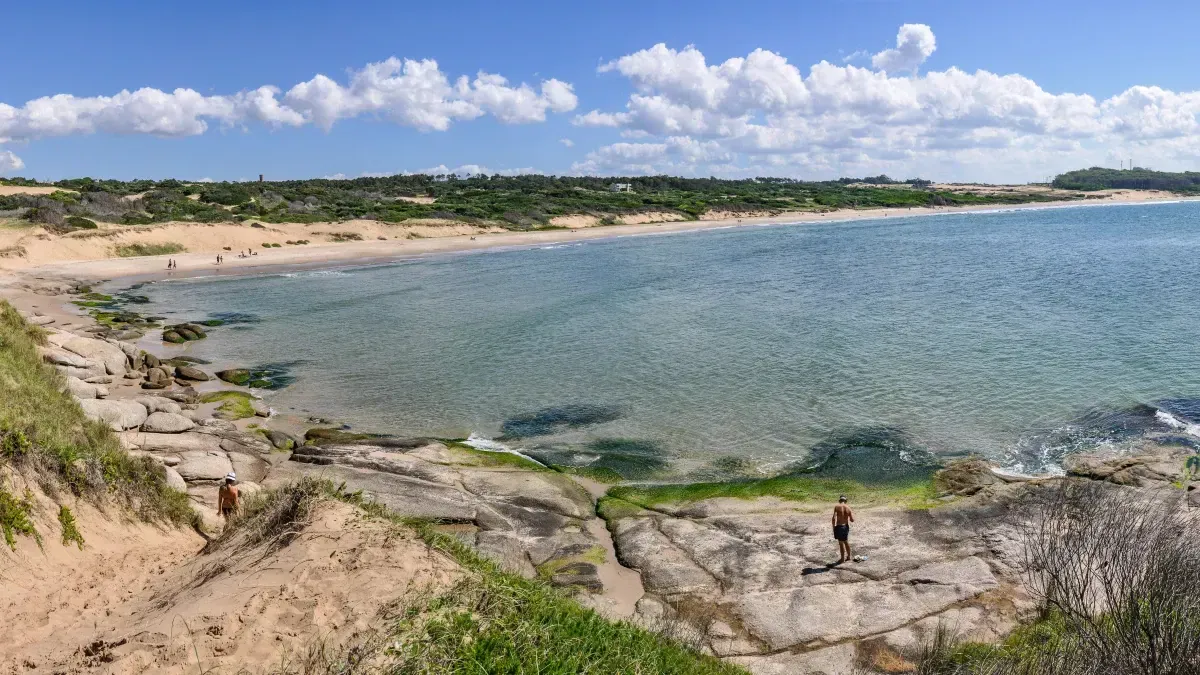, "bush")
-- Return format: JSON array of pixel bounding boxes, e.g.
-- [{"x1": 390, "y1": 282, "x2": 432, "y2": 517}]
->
[
  {"x1": 63, "y1": 216, "x2": 97, "y2": 230},
  {"x1": 916, "y1": 481, "x2": 1200, "y2": 674}
]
